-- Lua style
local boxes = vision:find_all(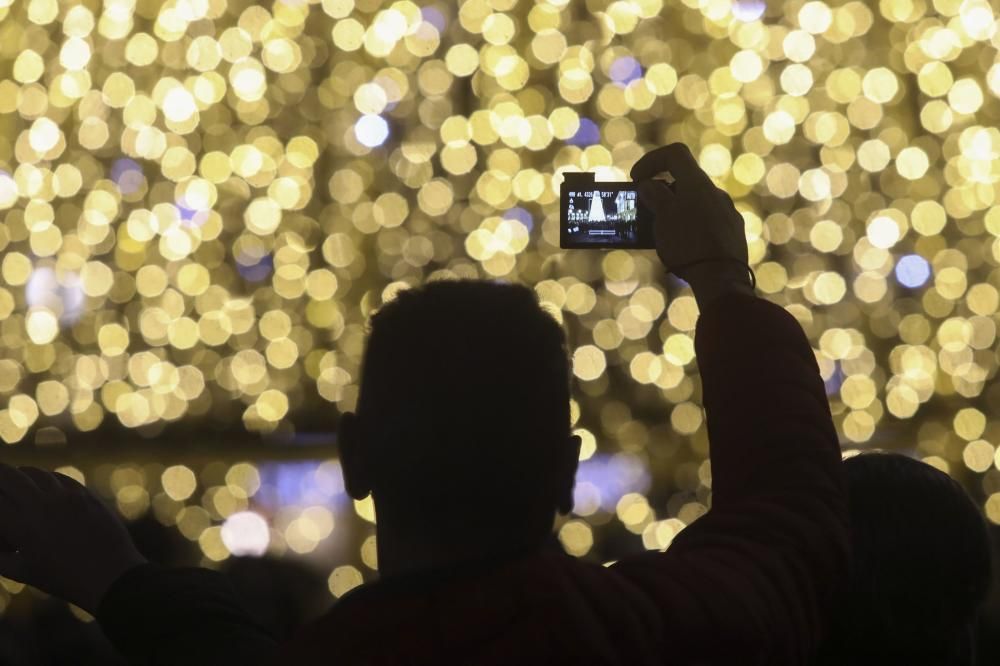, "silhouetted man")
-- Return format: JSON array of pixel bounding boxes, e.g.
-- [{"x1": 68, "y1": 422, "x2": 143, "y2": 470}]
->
[
  {"x1": 816, "y1": 452, "x2": 992, "y2": 666},
  {"x1": 0, "y1": 144, "x2": 848, "y2": 665}
]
